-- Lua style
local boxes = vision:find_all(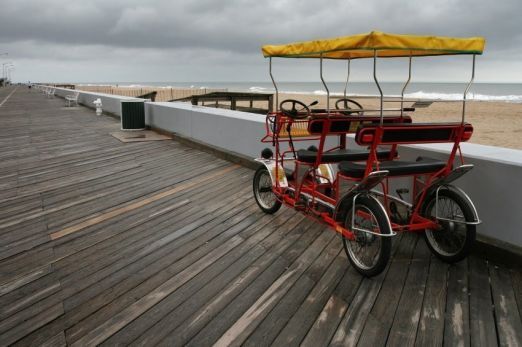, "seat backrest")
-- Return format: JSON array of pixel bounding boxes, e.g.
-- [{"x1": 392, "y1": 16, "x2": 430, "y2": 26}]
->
[
  {"x1": 355, "y1": 122, "x2": 474, "y2": 145},
  {"x1": 308, "y1": 115, "x2": 412, "y2": 135}
]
